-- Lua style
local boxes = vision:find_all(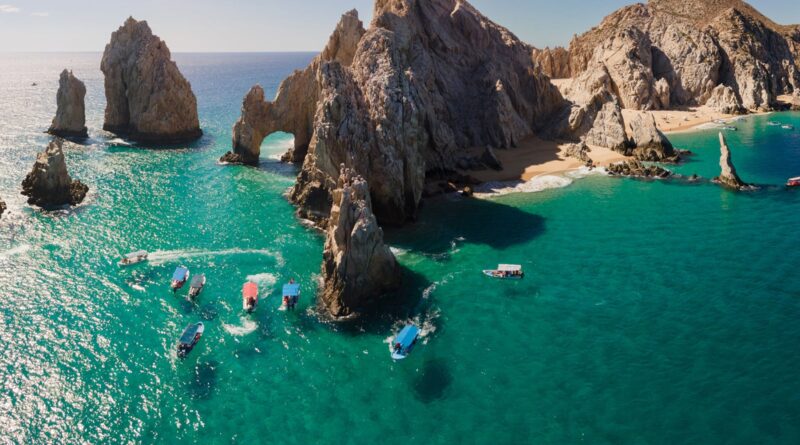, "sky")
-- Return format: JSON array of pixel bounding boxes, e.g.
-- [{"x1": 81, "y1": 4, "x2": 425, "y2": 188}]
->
[{"x1": 0, "y1": 0, "x2": 799, "y2": 52}]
